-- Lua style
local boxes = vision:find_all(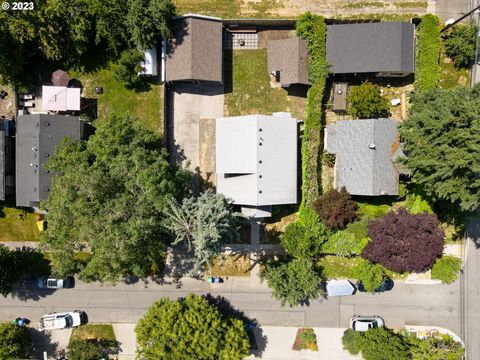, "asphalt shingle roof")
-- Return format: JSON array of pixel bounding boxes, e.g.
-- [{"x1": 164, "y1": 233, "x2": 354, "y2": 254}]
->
[{"x1": 268, "y1": 37, "x2": 311, "y2": 86}]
